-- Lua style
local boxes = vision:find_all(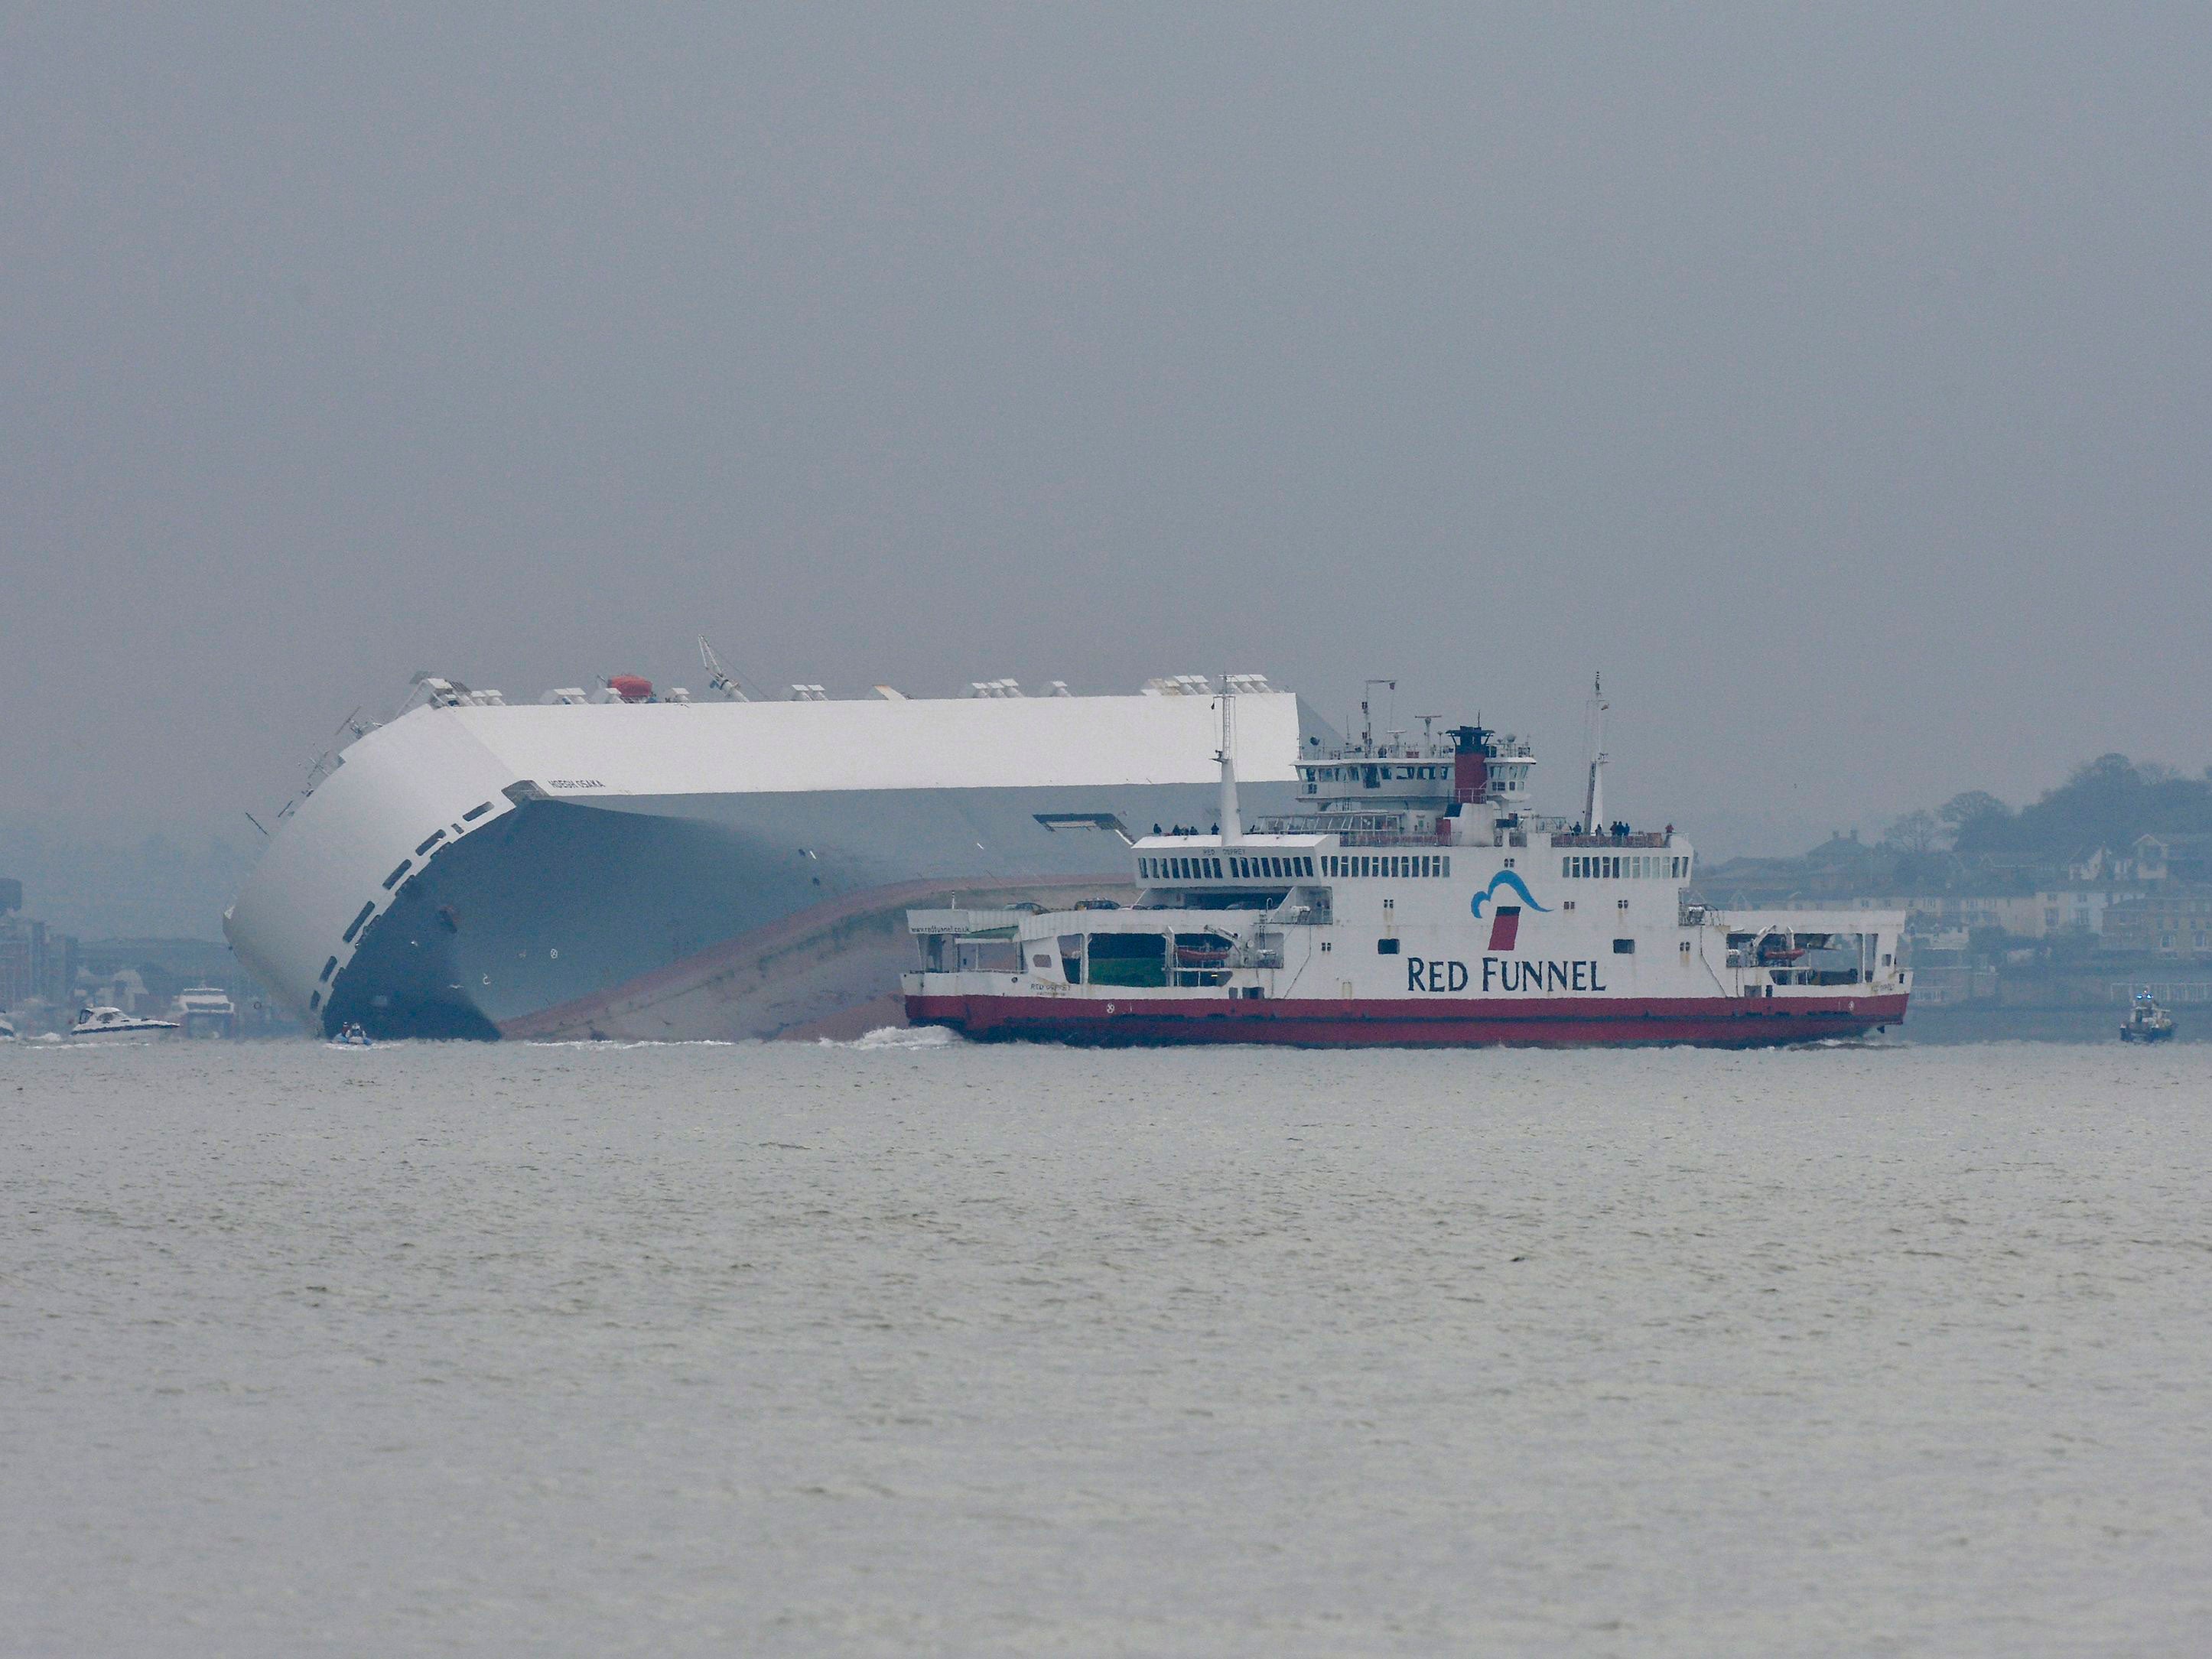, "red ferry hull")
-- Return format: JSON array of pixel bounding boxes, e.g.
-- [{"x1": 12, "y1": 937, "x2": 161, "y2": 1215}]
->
[{"x1": 905, "y1": 992, "x2": 1909, "y2": 1049}]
